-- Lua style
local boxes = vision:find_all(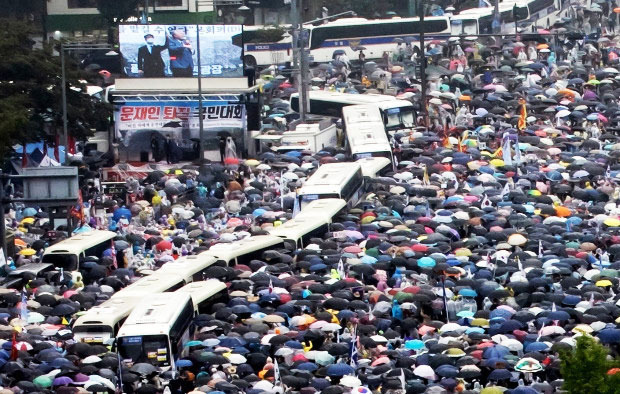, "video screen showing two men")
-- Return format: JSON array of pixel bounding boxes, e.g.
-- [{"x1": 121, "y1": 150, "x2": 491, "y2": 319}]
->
[{"x1": 119, "y1": 24, "x2": 243, "y2": 78}]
